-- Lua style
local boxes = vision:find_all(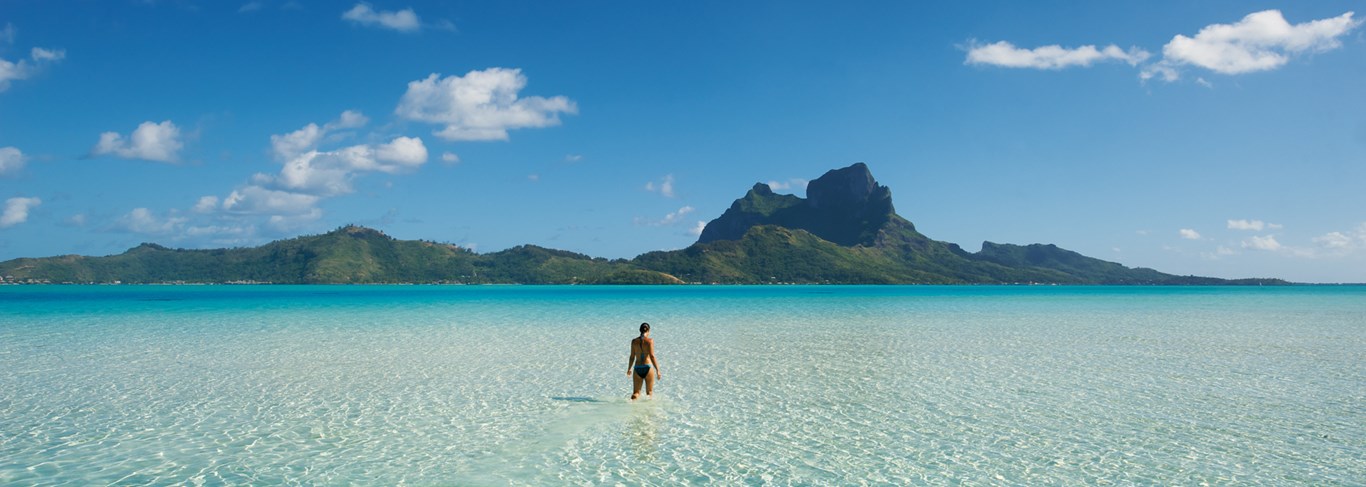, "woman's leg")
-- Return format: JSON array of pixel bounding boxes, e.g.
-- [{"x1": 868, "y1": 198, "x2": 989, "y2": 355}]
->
[
  {"x1": 644, "y1": 368, "x2": 656, "y2": 397},
  {"x1": 631, "y1": 371, "x2": 643, "y2": 400}
]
